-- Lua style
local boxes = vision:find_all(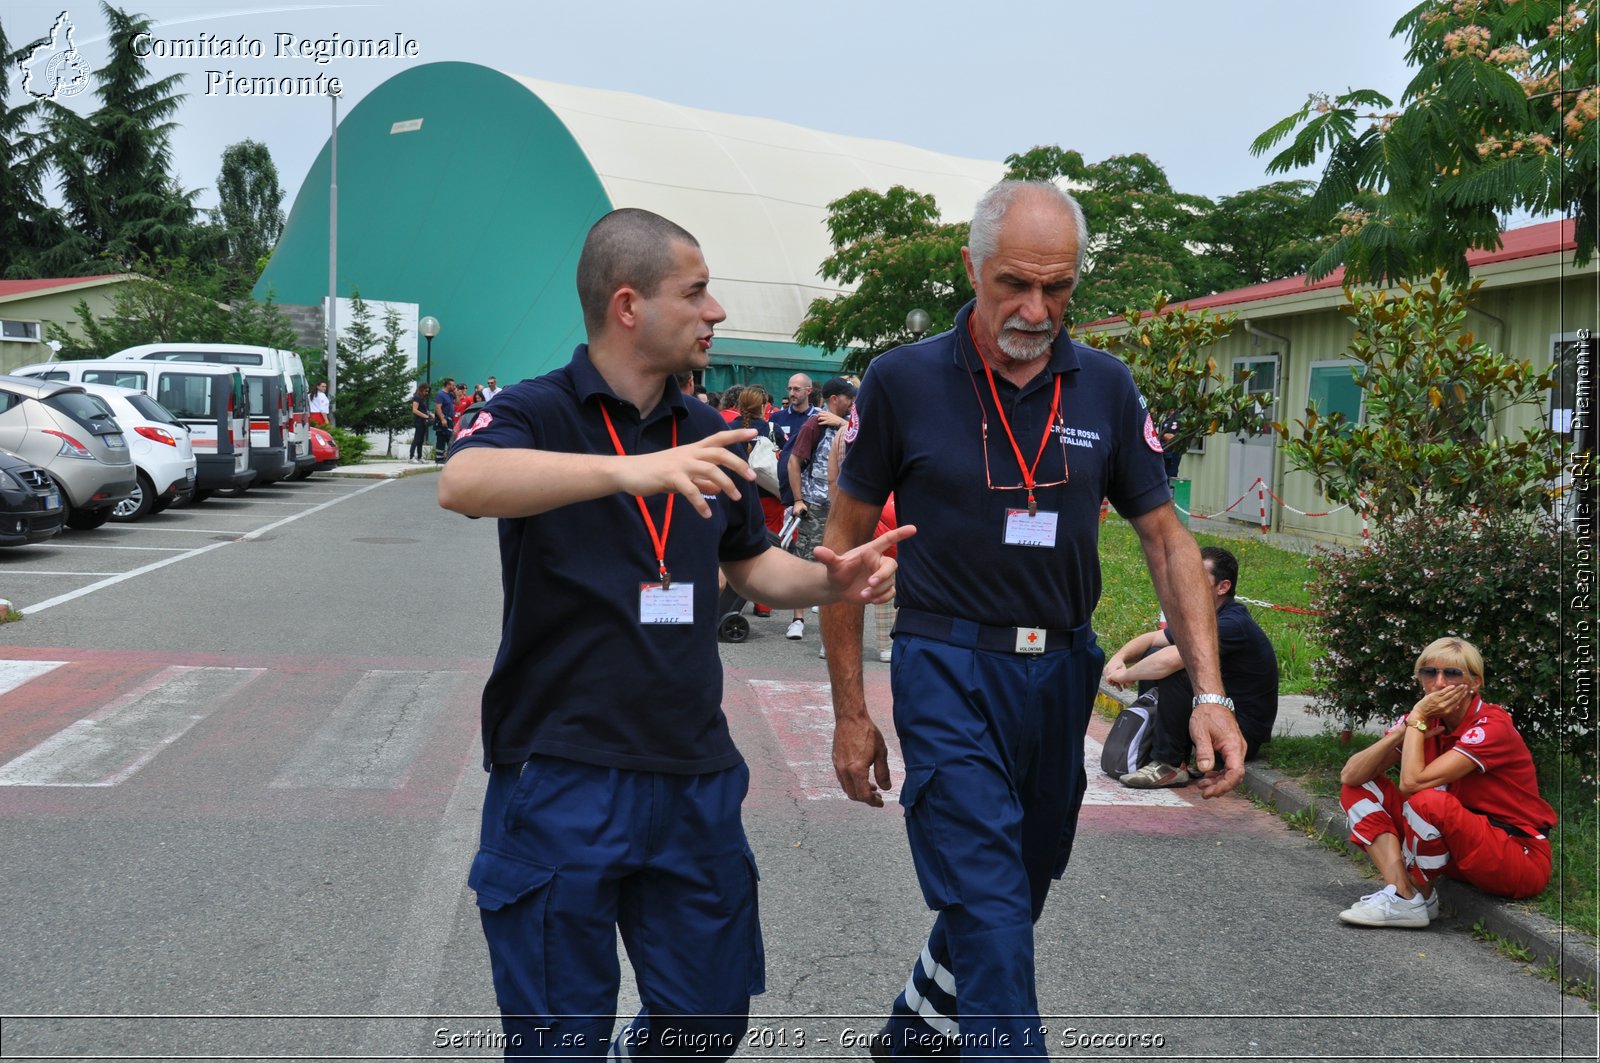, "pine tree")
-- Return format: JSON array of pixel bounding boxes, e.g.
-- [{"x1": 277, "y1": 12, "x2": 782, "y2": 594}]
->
[
  {"x1": 0, "y1": 22, "x2": 64, "y2": 277},
  {"x1": 40, "y1": 2, "x2": 198, "y2": 273},
  {"x1": 335, "y1": 293, "x2": 413, "y2": 435}
]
